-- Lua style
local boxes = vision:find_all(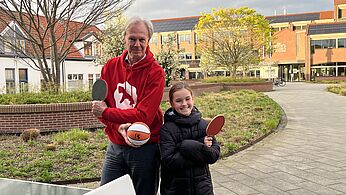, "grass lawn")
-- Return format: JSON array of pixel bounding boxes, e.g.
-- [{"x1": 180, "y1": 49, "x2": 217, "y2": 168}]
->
[
  {"x1": 326, "y1": 82, "x2": 346, "y2": 96},
  {"x1": 0, "y1": 89, "x2": 282, "y2": 183}
]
